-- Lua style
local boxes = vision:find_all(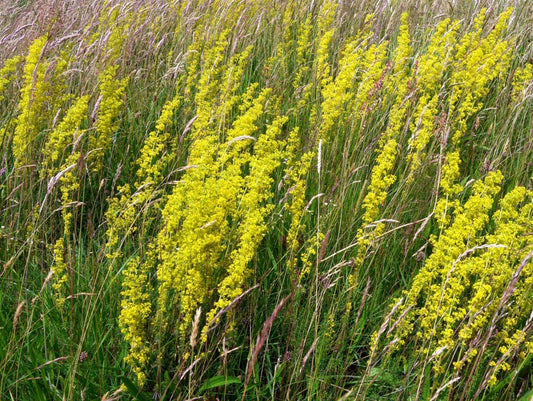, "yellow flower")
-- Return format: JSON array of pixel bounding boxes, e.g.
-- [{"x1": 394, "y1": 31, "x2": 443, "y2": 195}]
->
[
  {"x1": 119, "y1": 257, "x2": 152, "y2": 386},
  {"x1": 205, "y1": 114, "x2": 287, "y2": 333},
  {"x1": 511, "y1": 63, "x2": 533, "y2": 102},
  {"x1": 372, "y1": 171, "x2": 533, "y2": 390},
  {"x1": 350, "y1": 15, "x2": 414, "y2": 280},
  {"x1": 90, "y1": 65, "x2": 128, "y2": 172},
  {"x1": 319, "y1": 19, "x2": 373, "y2": 140},
  {"x1": 154, "y1": 86, "x2": 275, "y2": 343},
  {"x1": 13, "y1": 35, "x2": 49, "y2": 167},
  {"x1": 51, "y1": 238, "x2": 68, "y2": 307},
  {"x1": 407, "y1": 17, "x2": 458, "y2": 178},
  {"x1": 42, "y1": 96, "x2": 89, "y2": 178},
  {"x1": 284, "y1": 128, "x2": 315, "y2": 278},
  {"x1": 0, "y1": 55, "x2": 23, "y2": 102}
]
